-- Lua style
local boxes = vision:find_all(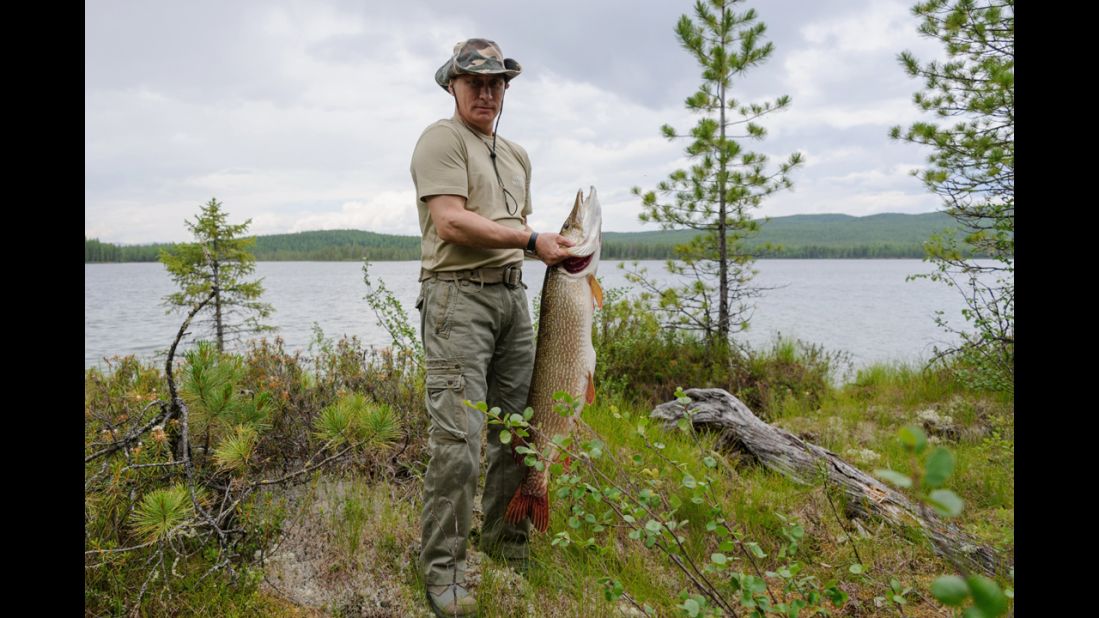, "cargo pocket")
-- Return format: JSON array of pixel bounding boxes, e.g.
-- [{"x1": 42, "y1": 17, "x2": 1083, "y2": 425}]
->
[
  {"x1": 432, "y1": 281, "x2": 458, "y2": 339},
  {"x1": 425, "y1": 358, "x2": 467, "y2": 441}
]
